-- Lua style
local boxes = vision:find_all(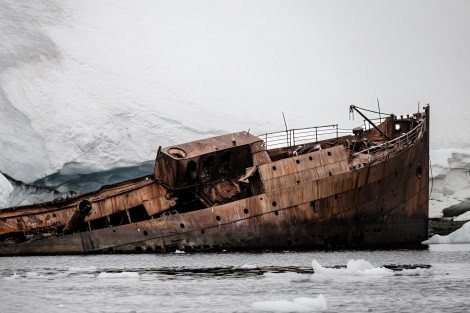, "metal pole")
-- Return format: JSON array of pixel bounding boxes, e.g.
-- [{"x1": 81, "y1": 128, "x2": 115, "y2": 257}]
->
[{"x1": 350, "y1": 105, "x2": 391, "y2": 140}]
